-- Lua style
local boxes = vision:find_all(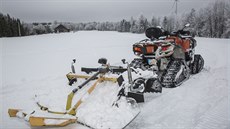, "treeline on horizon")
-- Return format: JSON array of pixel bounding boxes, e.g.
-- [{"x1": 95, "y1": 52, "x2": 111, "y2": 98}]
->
[
  {"x1": 0, "y1": 0, "x2": 229, "y2": 38},
  {"x1": 0, "y1": 13, "x2": 27, "y2": 37}
]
